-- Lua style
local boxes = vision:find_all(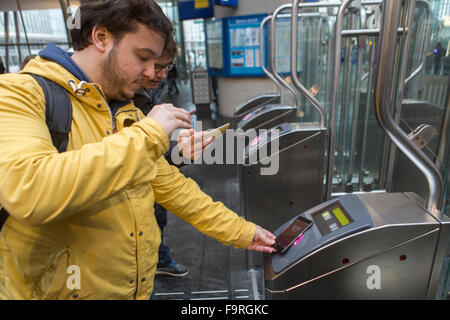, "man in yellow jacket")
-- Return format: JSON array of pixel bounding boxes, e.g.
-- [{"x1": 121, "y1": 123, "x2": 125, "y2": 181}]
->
[{"x1": 0, "y1": 0, "x2": 275, "y2": 300}]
